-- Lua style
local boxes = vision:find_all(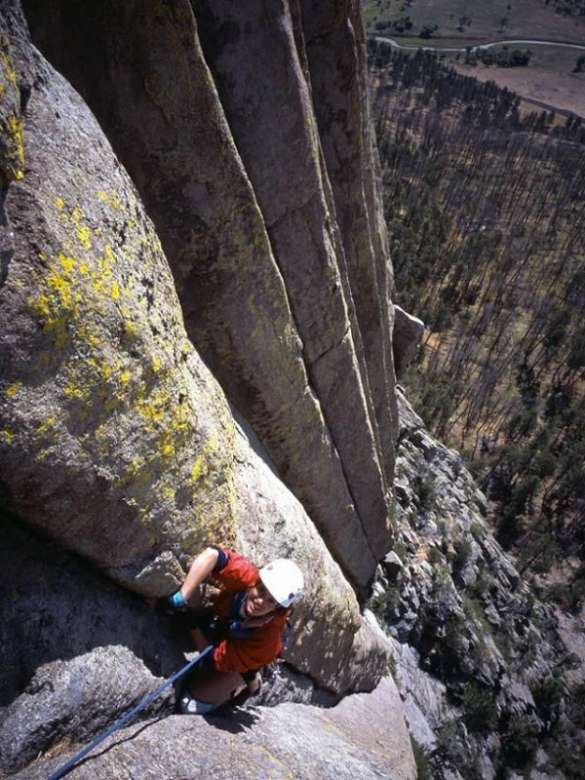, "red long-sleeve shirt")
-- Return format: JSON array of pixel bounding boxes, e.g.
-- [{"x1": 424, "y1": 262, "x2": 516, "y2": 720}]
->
[{"x1": 210, "y1": 549, "x2": 289, "y2": 674}]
